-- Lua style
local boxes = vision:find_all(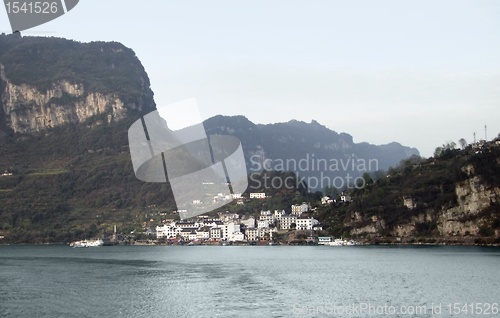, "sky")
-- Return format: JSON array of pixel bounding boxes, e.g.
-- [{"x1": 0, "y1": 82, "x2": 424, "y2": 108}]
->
[{"x1": 1, "y1": 0, "x2": 499, "y2": 157}]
